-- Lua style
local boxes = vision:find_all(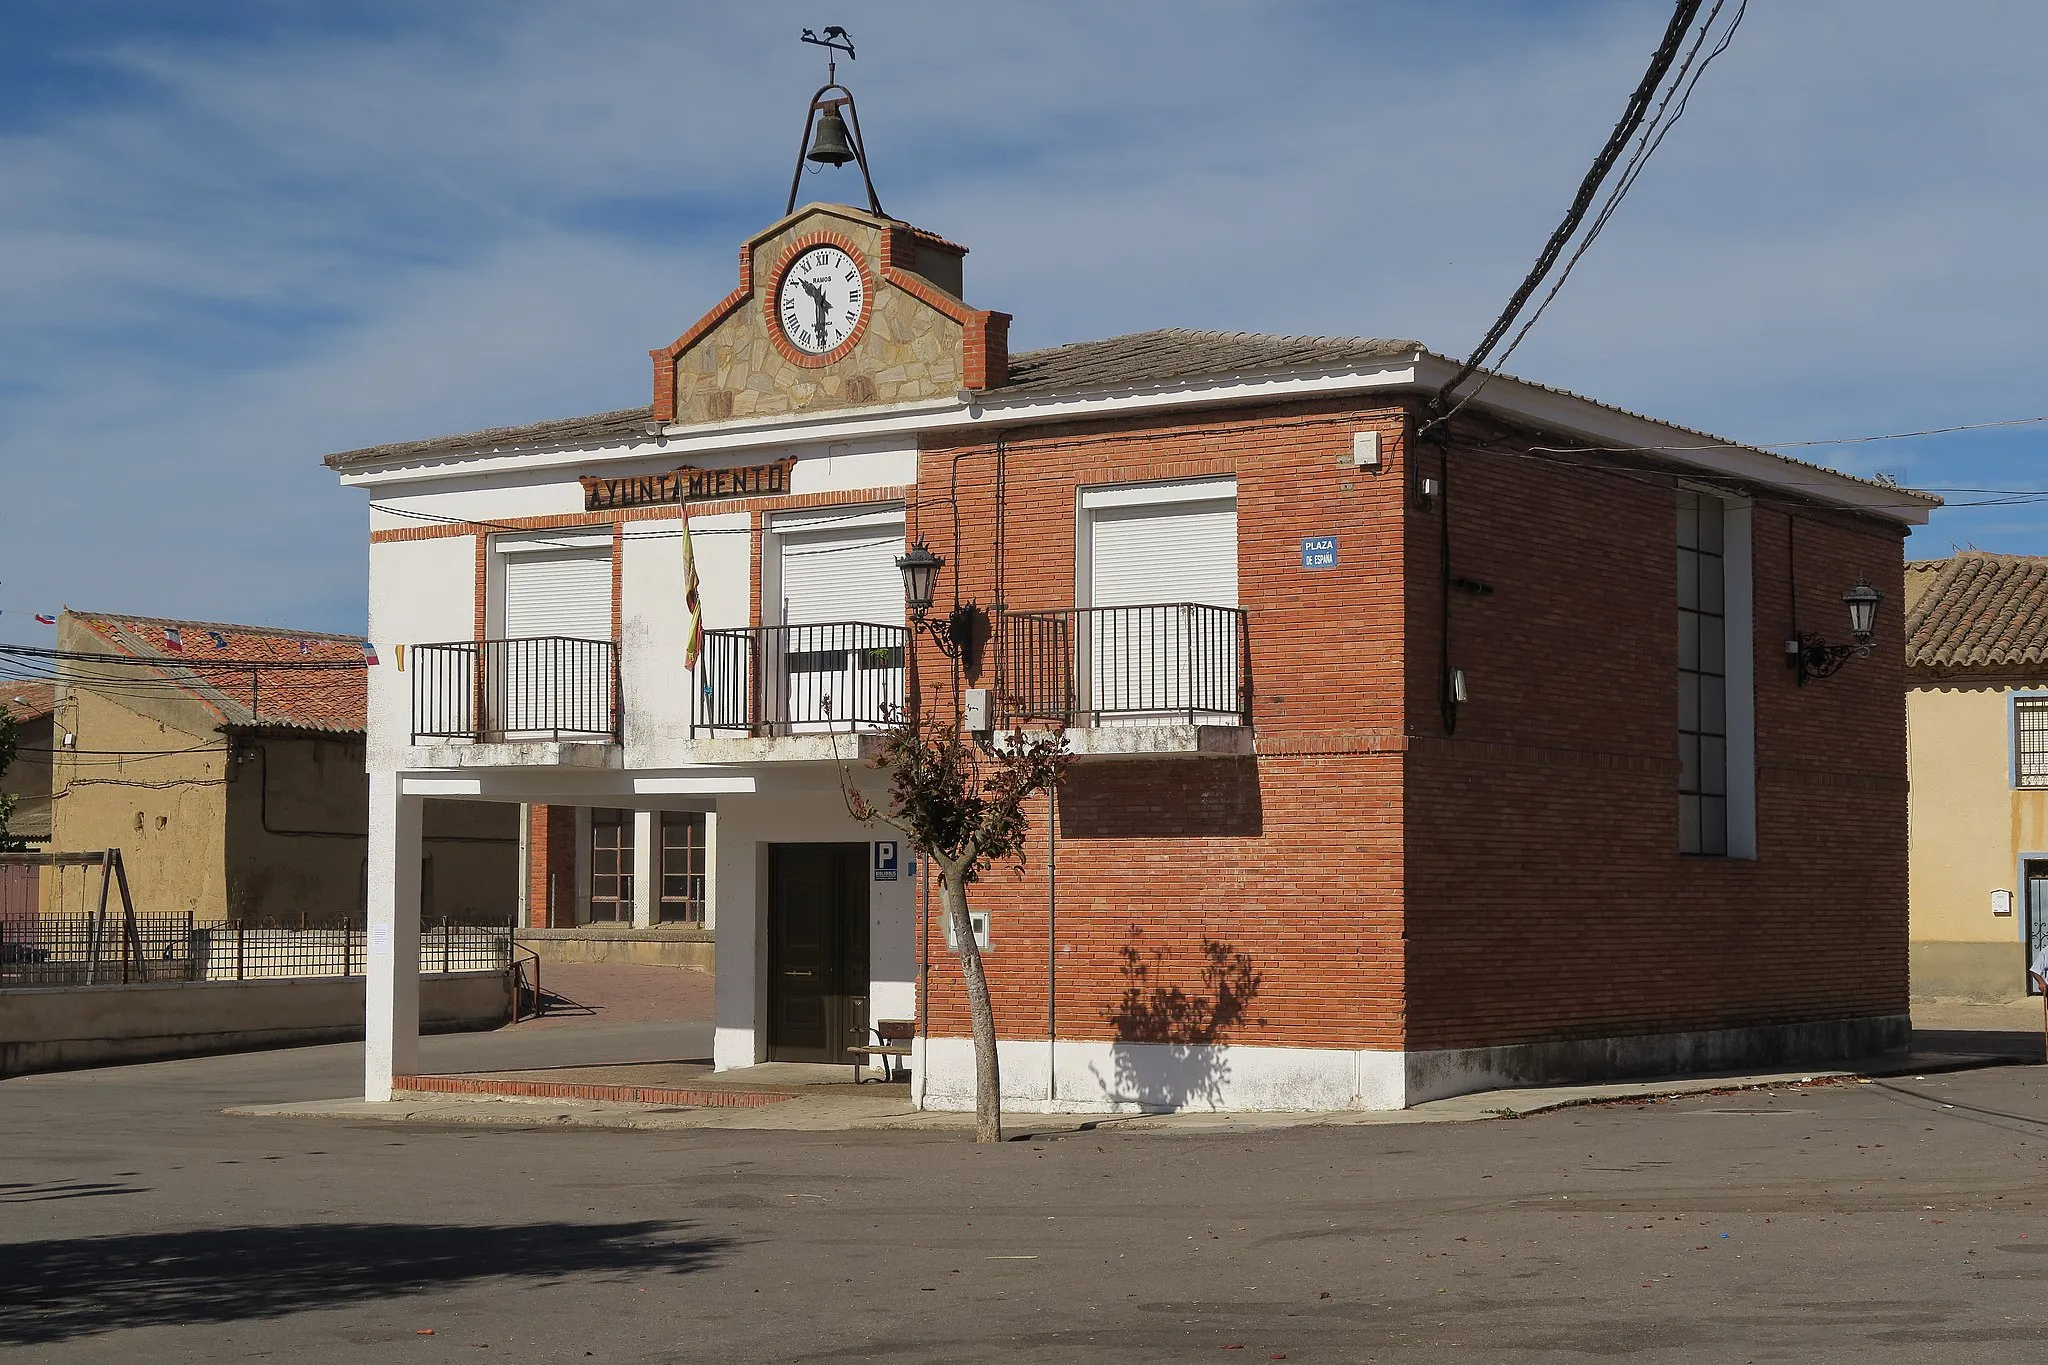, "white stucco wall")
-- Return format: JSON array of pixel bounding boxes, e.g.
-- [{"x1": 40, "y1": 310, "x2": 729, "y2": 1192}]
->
[
  {"x1": 367, "y1": 536, "x2": 476, "y2": 768},
  {"x1": 709, "y1": 782, "x2": 916, "y2": 1072},
  {"x1": 620, "y1": 512, "x2": 749, "y2": 767}
]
